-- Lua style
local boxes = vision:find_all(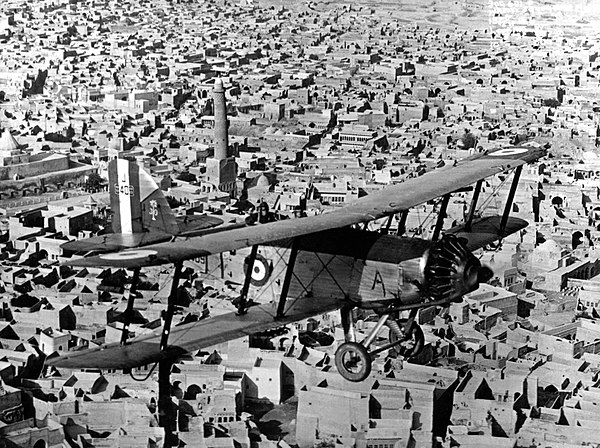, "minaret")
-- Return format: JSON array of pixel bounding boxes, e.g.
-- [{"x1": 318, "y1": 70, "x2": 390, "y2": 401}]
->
[
  {"x1": 213, "y1": 78, "x2": 228, "y2": 160},
  {"x1": 206, "y1": 78, "x2": 237, "y2": 197}
]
